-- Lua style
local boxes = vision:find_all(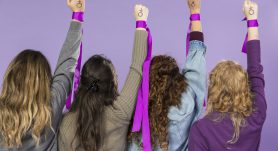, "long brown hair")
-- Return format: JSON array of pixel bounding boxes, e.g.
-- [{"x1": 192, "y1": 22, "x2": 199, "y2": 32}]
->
[
  {"x1": 70, "y1": 55, "x2": 119, "y2": 151},
  {"x1": 206, "y1": 60, "x2": 253, "y2": 144},
  {"x1": 0, "y1": 50, "x2": 52, "y2": 147},
  {"x1": 129, "y1": 55, "x2": 187, "y2": 150}
]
